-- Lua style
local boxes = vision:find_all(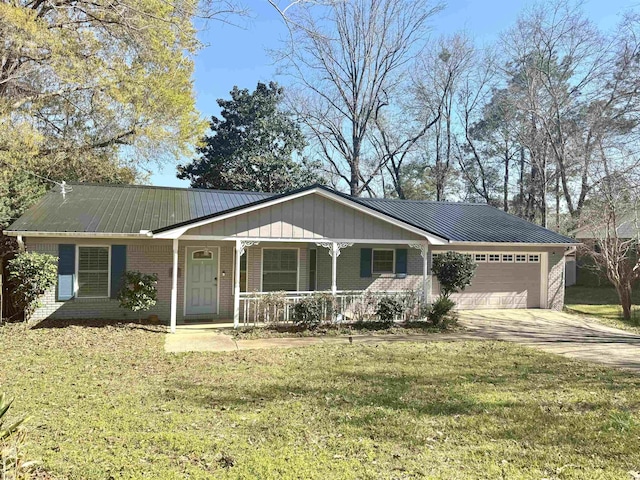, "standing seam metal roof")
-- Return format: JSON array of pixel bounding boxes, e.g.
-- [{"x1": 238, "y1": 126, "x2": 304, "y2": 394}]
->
[{"x1": 6, "y1": 183, "x2": 576, "y2": 244}]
